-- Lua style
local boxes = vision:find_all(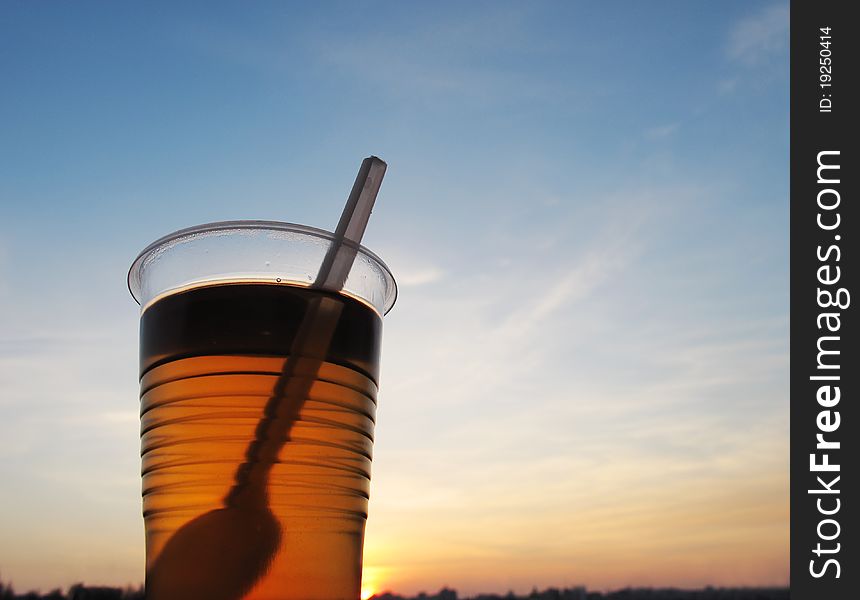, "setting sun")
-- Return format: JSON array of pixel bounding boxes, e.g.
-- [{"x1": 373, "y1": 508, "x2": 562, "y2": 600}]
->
[{"x1": 361, "y1": 565, "x2": 387, "y2": 600}]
